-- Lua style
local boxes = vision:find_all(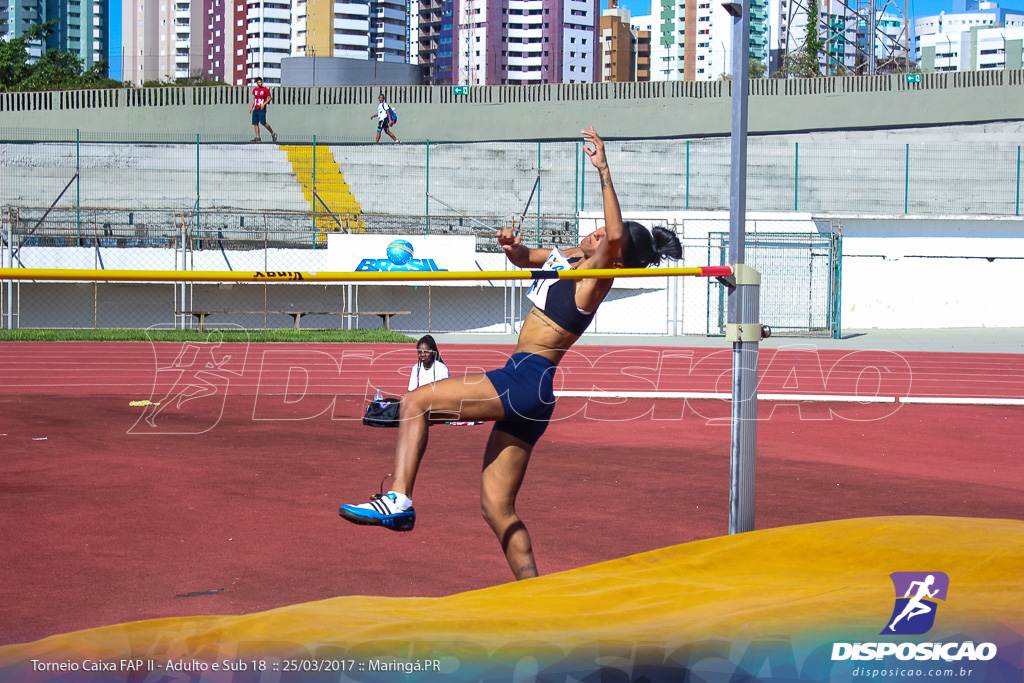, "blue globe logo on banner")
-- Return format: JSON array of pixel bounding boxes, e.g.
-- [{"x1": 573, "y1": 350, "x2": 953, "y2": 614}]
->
[{"x1": 386, "y1": 240, "x2": 415, "y2": 266}]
